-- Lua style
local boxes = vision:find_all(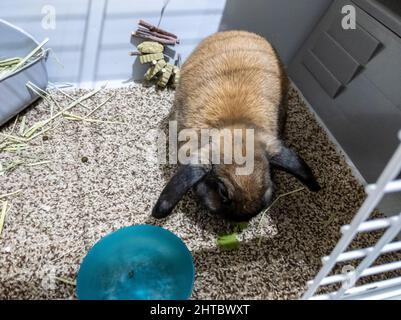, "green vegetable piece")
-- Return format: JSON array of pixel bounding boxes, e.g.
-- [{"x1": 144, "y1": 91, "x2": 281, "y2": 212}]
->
[
  {"x1": 137, "y1": 41, "x2": 164, "y2": 54},
  {"x1": 157, "y1": 63, "x2": 174, "y2": 88},
  {"x1": 144, "y1": 59, "x2": 167, "y2": 81},
  {"x1": 217, "y1": 233, "x2": 240, "y2": 250},
  {"x1": 233, "y1": 222, "x2": 249, "y2": 233},
  {"x1": 139, "y1": 52, "x2": 164, "y2": 64}
]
